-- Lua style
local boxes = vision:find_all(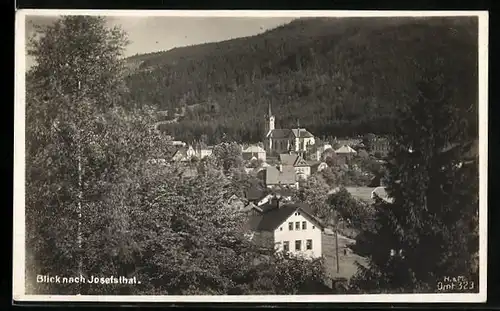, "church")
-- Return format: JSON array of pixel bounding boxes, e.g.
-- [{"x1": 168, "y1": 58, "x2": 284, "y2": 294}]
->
[{"x1": 263, "y1": 104, "x2": 316, "y2": 155}]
